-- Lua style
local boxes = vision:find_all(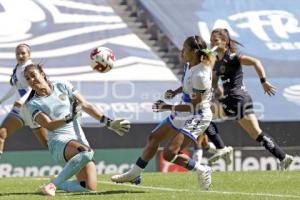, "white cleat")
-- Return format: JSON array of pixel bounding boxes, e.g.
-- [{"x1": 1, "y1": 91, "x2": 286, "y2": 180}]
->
[
  {"x1": 111, "y1": 172, "x2": 142, "y2": 185},
  {"x1": 208, "y1": 146, "x2": 233, "y2": 165},
  {"x1": 40, "y1": 182, "x2": 56, "y2": 196},
  {"x1": 197, "y1": 166, "x2": 212, "y2": 191},
  {"x1": 280, "y1": 154, "x2": 294, "y2": 170}
]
